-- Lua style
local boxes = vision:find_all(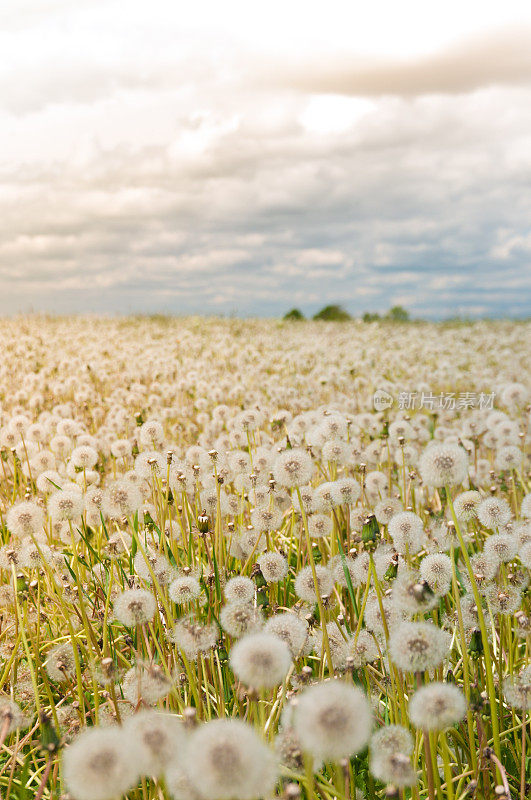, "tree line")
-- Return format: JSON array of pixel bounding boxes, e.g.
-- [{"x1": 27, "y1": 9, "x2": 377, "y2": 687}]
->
[{"x1": 283, "y1": 304, "x2": 411, "y2": 322}]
